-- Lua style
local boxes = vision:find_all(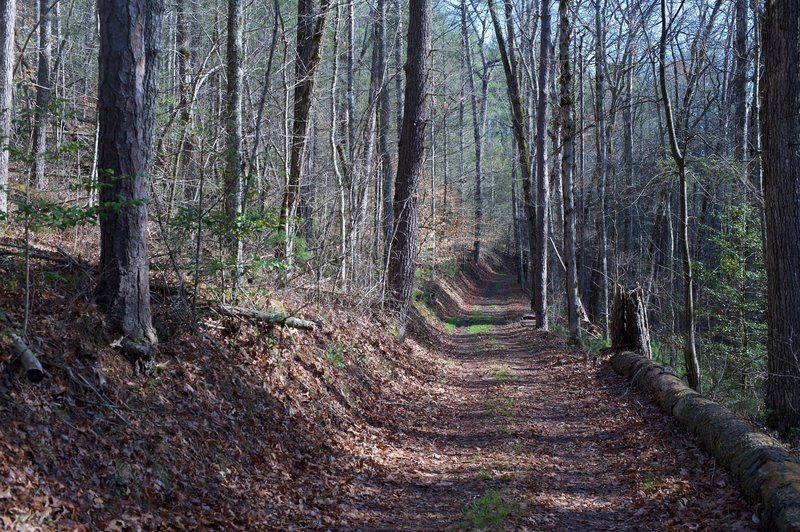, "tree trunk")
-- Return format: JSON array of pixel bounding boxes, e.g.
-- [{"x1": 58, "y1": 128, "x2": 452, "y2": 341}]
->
[
  {"x1": 225, "y1": 0, "x2": 244, "y2": 285},
  {"x1": 558, "y1": 0, "x2": 579, "y2": 340},
  {"x1": 762, "y1": 0, "x2": 800, "y2": 436},
  {"x1": 0, "y1": 0, "x2": 14, "y2": 214},
  {"x1": 461, "y1": 0, "x2": 483, "y2": 264},
  {"x1": 377, "y1": 0, "x2": 393, "y2": 261},
  {"x1": 732, "y1": 0, "x2": 748, "y2": 161},
  {"x1": 488, "y1": 0, "x2": 534, "y2": 309},
  {"x1": 280, "y1": 0, "x2": 331, "y2": 257},
  {"x1": 96, "y1": 0, "x2": 162, "y2": 343},
  {"x1": 388, "y1": 0, "x2": 431, "y2": 341},
  {"x1": 31, "y1": 0, "x2": 52, "y2": 190},
  {"x1": 659, "y1": 0, "x2": 701, "y2": 392},
  {"x1": 534, "y1": 0, "x2": 552, "y2": 330},
  {"x1": 594, "y1": 0, "x2": 609, "y2": 336}
]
